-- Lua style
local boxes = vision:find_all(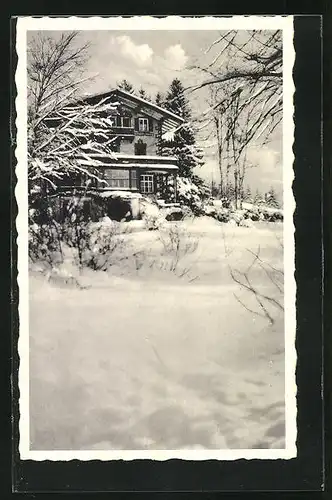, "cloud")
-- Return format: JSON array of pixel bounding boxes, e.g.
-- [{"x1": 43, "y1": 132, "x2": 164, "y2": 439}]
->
[
  {"x1": 247, "y1": 146, "x2": 281, "y2": 171},
  {"x1": 136, "y1": 68, "x2": 163, "y2": 86},
  {"x1": 87, "y1": 35, "x2": 190, "y2": 95},
  {"x1": 164, "y1": 44, "x2": 188, "y2": 70},
  {"x1": 110, "y1": 35, "x2": 153, "y2": 67}
]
